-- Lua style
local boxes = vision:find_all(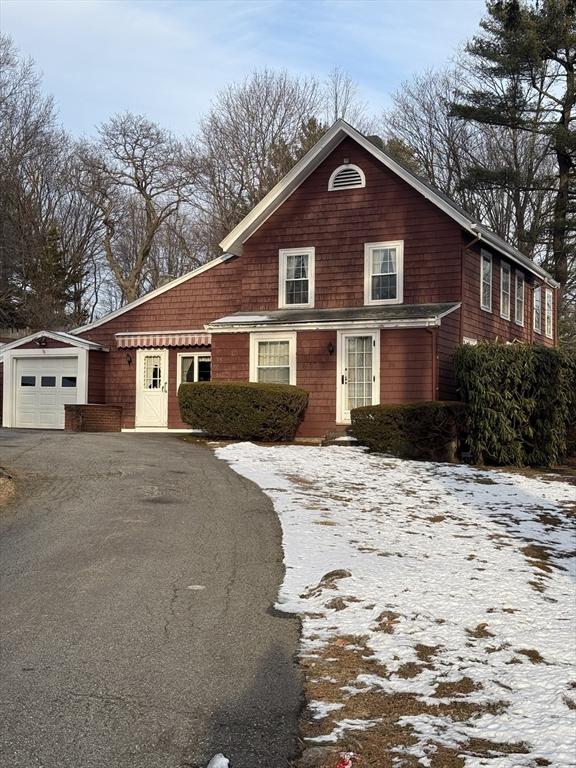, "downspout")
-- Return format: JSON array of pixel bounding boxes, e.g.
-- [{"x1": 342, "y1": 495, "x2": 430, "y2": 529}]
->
[
  {"x1": 426, "y1": 325, "x2": 439, "y2": 402},
  {"x1": 462, "y1": 224, "x2": 483, "y2": 342}
]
